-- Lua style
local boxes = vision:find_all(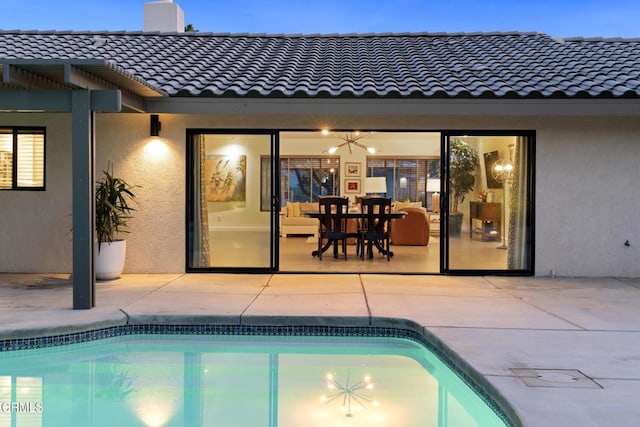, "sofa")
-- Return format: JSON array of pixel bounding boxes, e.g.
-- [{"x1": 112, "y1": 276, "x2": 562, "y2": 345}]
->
[
  {"x1": 280, "y1": 202, "x2": 319, "y2": 237},
  {"x1": 390, "y1": 207, "x2": 430, "y2": 245}
]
